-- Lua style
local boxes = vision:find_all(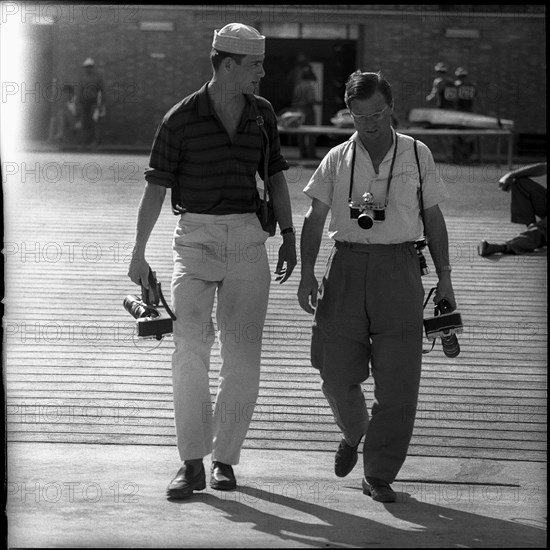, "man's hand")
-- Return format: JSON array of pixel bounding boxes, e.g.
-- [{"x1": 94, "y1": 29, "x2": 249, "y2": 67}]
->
[
  {"x1": 498, "y1": 173, "x2": 514, "y2": 192},
  {"x1": 274, "y1": 237, "x2": 297, "y2": 284},
  {"x1": 297, "y1": 272, "x2": 319, "y2": 314},
  {"x1": 128, "y1": 251, "x2": 151, "y2": 289},
  {"x1": 434, "y1": 275, "x2": 456, "y2": 311}
]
